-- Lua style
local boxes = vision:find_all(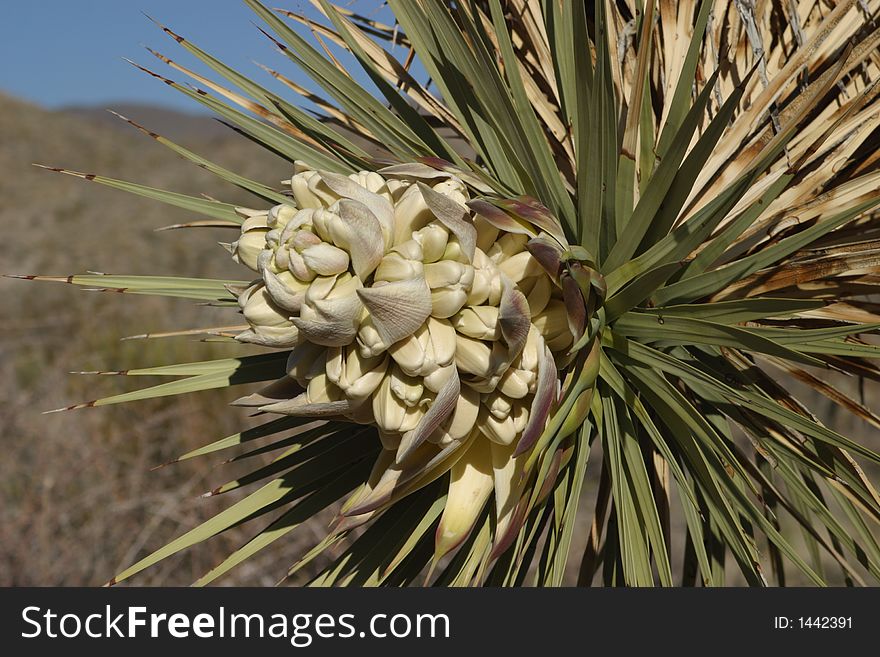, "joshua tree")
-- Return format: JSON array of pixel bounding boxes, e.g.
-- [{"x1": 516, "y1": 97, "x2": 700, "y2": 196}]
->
[{"x1": 21, "y1": 0, "x2": 880, "y2": 586}]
